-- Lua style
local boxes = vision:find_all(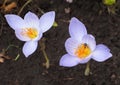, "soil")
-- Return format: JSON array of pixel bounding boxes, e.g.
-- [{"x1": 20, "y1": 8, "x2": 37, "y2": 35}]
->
[{"x1": 0, "y1": 0, "x2": 120, "y2": 85}]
